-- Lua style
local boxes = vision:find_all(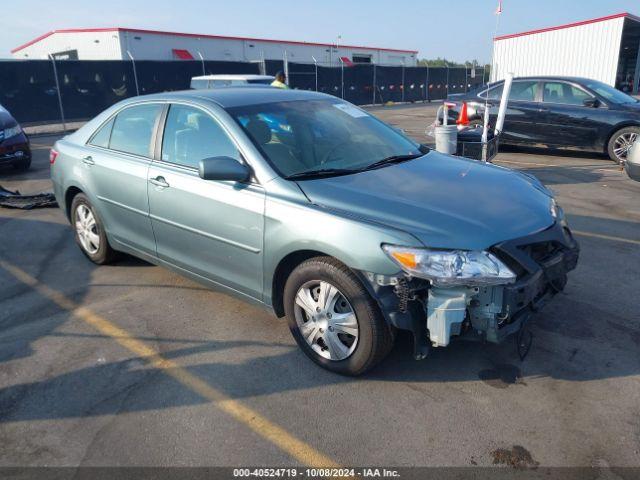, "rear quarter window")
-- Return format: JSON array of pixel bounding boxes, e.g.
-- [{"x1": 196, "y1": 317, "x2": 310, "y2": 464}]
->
[{"x1": 88, "y1": 117, "x2": 115, "y2": 148}]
